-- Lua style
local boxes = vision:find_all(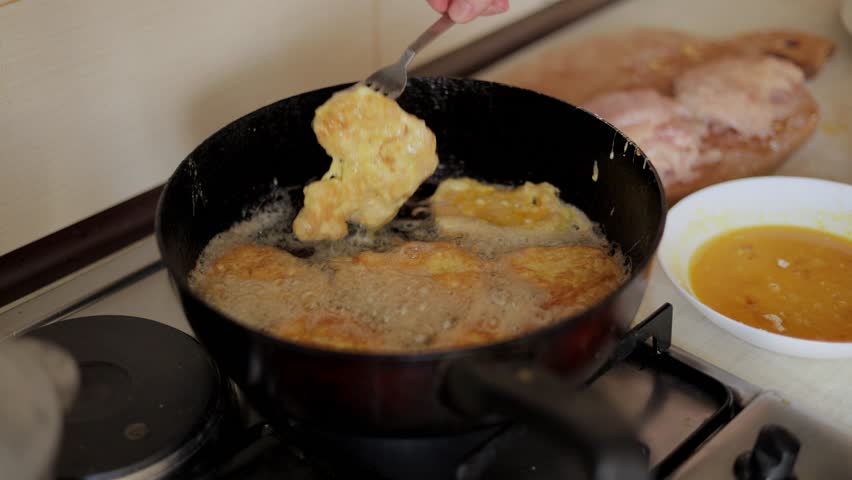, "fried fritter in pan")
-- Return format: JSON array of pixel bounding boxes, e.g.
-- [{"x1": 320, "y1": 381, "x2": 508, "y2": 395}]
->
[{"x1": 192, "y1": 240, "x2": 625, "y2": 352}]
